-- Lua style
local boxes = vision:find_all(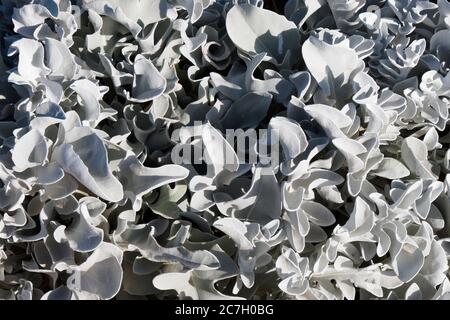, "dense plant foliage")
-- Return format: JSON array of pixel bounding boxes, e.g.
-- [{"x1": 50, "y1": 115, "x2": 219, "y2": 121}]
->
[{"x1": 1, "y1": 0, "x2": 450, "y2": 300}]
